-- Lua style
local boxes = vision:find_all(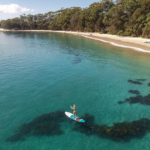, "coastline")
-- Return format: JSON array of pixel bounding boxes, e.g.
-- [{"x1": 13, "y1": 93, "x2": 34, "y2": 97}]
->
[{"x1": 0, "y1": 28, "x2": 150, "y2": 53}]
